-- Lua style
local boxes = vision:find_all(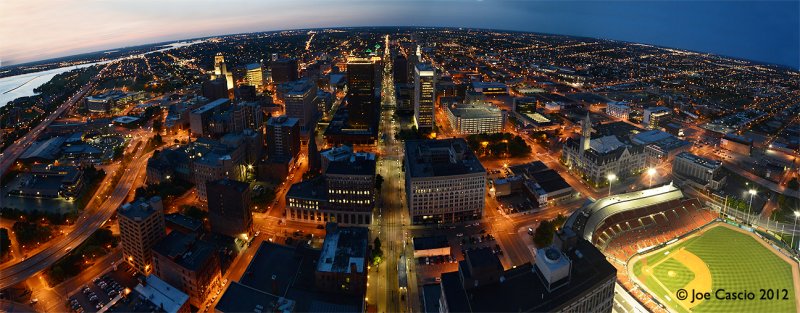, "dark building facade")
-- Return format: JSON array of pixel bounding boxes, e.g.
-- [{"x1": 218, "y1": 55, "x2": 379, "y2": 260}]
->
[
  {"x1": 201, "y1": 77, "x2": 228, "y2": 100},
  {"x1": 206, "y1": 179, "x2": 253, "y2": 238},
  {"x1": 346, "y1": 57, "x2": 378, "y2": 129},
  {"x1": 271, "y1": 58, "x2": 298, "y2": 84},
  {"x1": 266, "y1": 115, "x2": 301, "y2": 160}
]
